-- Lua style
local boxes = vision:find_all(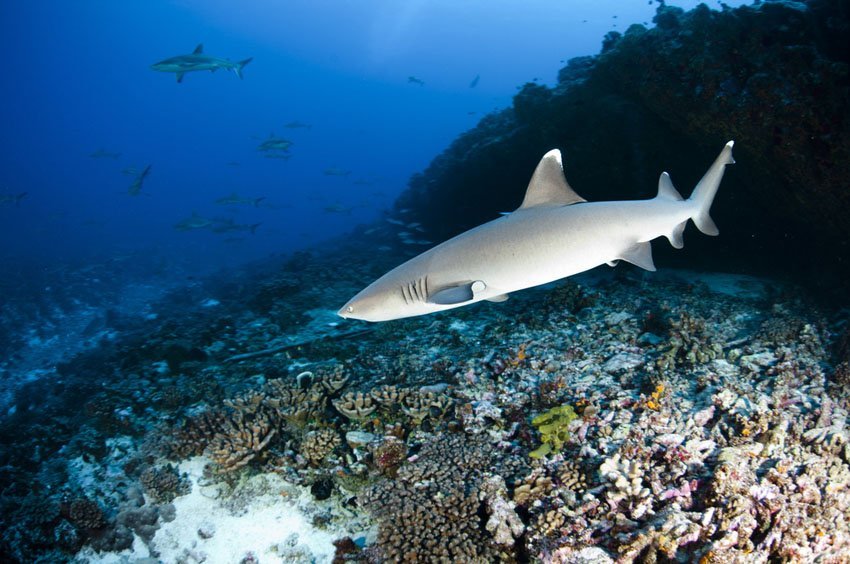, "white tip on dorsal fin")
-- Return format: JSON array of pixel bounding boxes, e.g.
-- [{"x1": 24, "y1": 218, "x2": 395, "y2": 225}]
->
[
  {"x1": 193, "y1": 44, "x2": 204, "y2": 54},
  {"x1": 518, "y1": 149, "x2": 586, "y2": 210},
  {"x1": 657, "y1": 172, "x2": 684, "y2": 201}
]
